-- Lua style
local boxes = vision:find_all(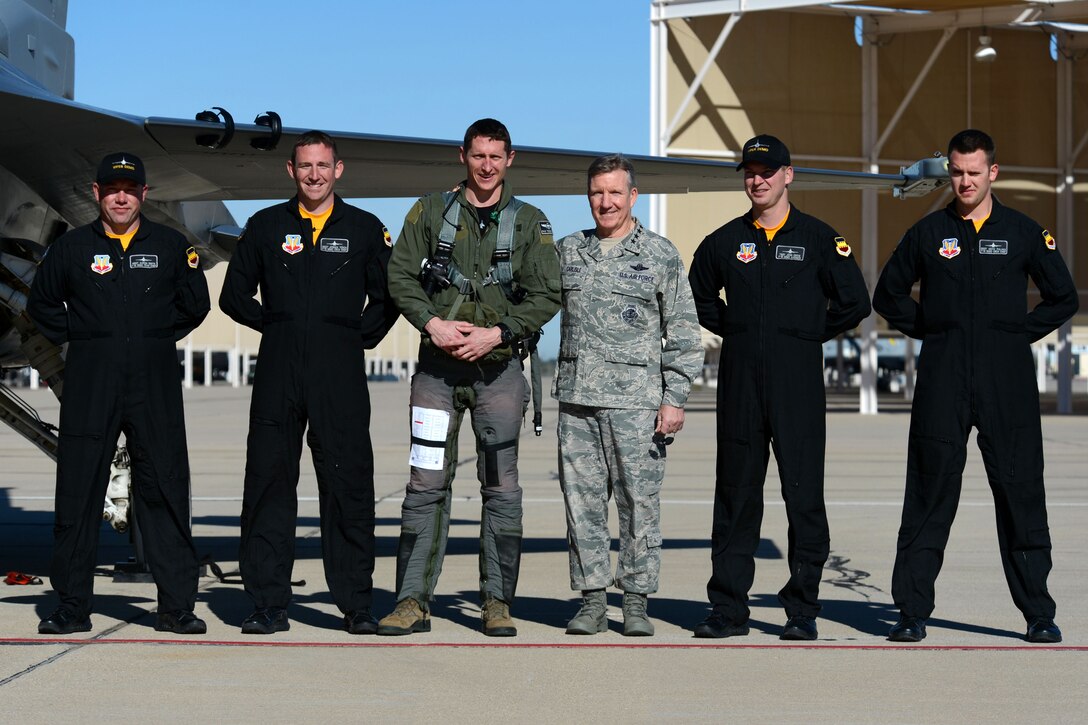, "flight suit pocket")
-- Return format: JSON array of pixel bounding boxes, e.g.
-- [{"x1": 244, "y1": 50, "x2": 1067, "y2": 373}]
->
[
  {"x1": 780, "y1": 434, "x2": 822, "y2": 489},
  {"x1": 990, "y1": 319, "x2": 1027, "y2": 335},
  {"x1": 1000, "y1": 426, "x2": 1042, "y2": 482},
  {"x1": 1033, "y1": 252, "x2": 1074, "y2": 299},
  {"x1": 778, "y1": 327, "x2": 824, "y2": 341},
  {"x1": 717, "y1": 437, "x2": 761, "y2": 488},
  {"x1": 79, "y1": 265, "x2": 114, "y2": 295},
  {"x1": 908, "y1": 432, "x2": 961, "y2": 478},
  {"x1": 827, "y1": 261, "x2": 861, "y2": 305},
  {"x1": 718, "y1": 321, "x2": 748, "y2": 336}
]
